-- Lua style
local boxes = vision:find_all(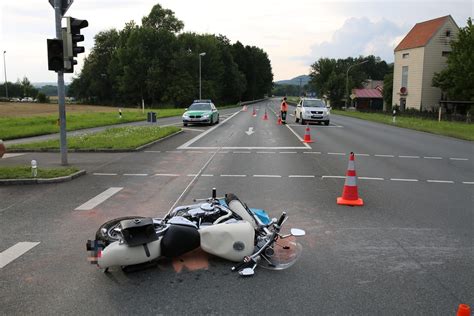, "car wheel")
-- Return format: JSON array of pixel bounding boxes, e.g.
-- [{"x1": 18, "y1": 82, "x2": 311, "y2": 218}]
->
[
  {"x1": 216, "y1": 115, "x2": 219, "y2": 124},
  {"x1": 325, "y1": 121, "x2": 330, "y2": 126},
  {"x1": 295, "y1": 113, "x2": 299, "y2": 123},
  {"x1": 183, "y1": 123, "x2": 188, "y2": 127}
]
